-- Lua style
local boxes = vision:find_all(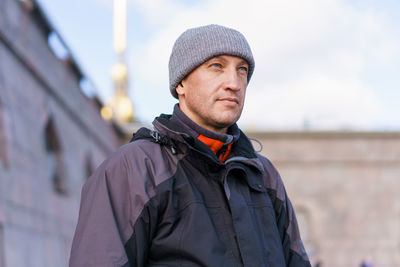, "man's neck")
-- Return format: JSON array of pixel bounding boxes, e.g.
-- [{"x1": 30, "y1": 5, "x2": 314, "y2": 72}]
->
[{"x1": 170, "y1": 104, "x2": 234, "y2": 143}]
